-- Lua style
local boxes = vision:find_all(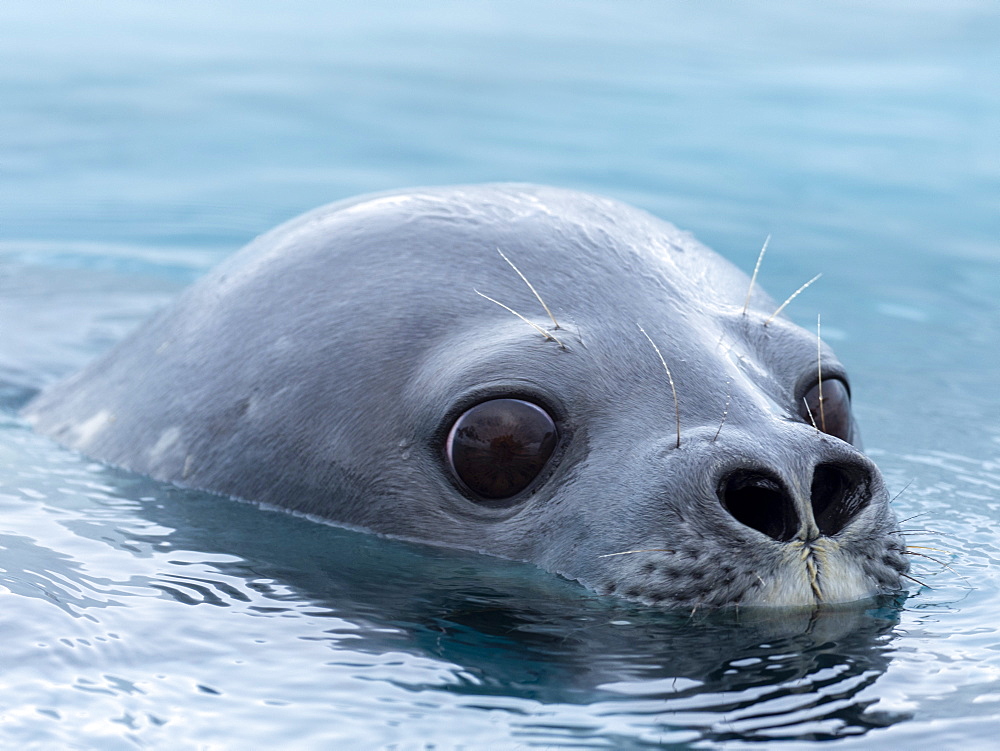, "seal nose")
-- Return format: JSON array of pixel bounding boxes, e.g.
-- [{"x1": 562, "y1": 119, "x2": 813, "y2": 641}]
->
[
  {"x1": 809, "y1": 463, "x2": 871, "y2": 537},
  {"x1": 718, "y1": 469, "x2": 800, "y2": 542},
  {"x1": 717, "y1": 462, "x2": 872, "y2": 541}
]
